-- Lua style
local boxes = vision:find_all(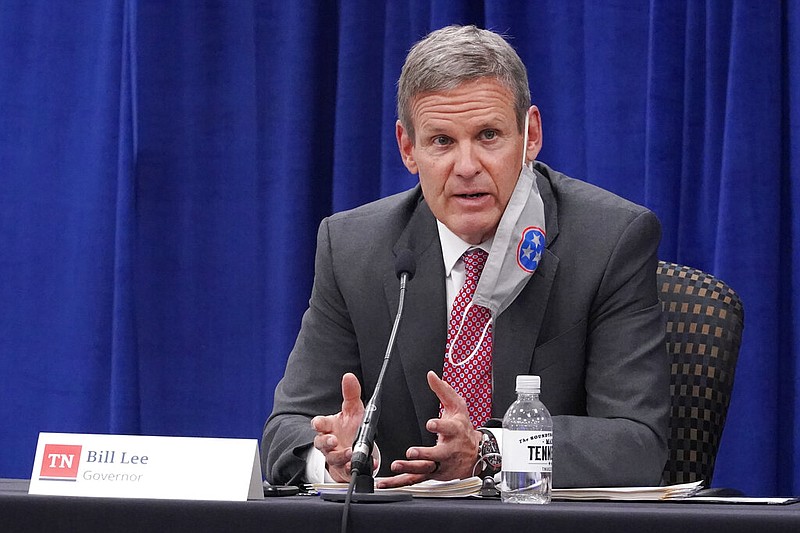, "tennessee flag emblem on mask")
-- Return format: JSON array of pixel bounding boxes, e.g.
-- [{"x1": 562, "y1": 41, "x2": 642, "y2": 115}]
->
[{"x1": 517, "y1": 226, "x2": 546, "y2": 273}]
